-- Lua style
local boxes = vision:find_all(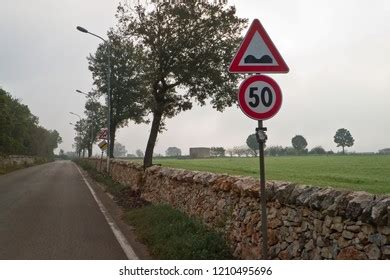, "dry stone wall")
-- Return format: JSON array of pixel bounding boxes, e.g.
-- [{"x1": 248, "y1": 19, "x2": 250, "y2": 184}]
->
[
  {"x1": 0, "y1": 155, "x2": 37, "y2": 171},
  {"x1": 86, "y1": 159, "x2": 390, "y2": 260}
]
